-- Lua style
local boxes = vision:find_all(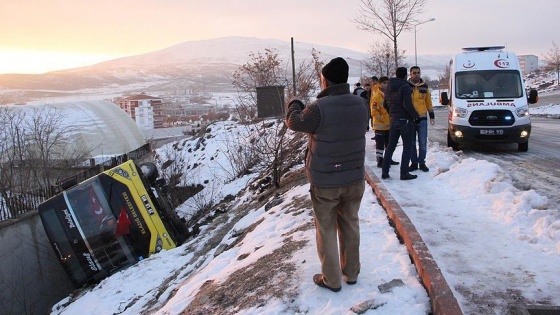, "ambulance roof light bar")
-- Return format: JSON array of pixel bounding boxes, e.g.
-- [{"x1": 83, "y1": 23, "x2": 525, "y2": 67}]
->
[{"x1": 462, "y1": 46, "x2": 506, "y2": 52}]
